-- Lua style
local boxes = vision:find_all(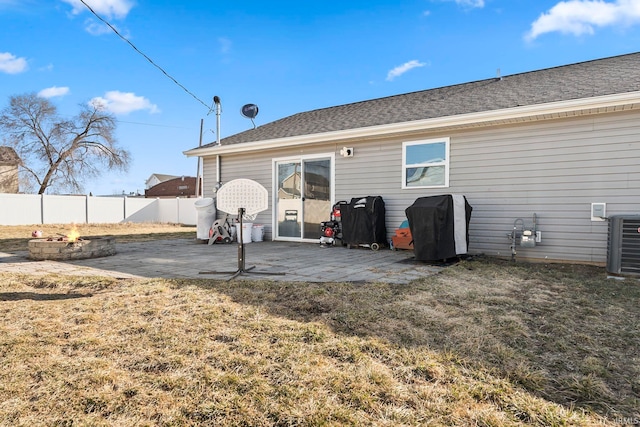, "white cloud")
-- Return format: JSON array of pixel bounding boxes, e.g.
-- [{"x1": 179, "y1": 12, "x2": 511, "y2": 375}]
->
[
  {"x1": 62, "y1": 0, "x2": 134, "y2": 19},
  {"x1": 386, "y1": 60, "x2": 427, "y2": 81},
  {"x1": 526, "y1": 0, "x2": 640, "y2": 41},
  {"x1": 90, "y1": 91, "x2": 160, "y2": 115},
  {"x1": 83, "y1": 17, "x2": 130, "y2": 36},
  {"x1": 38, "y1": 86, "x2": 70, "y2": 98},
  {"x1": 455, "y1": 0, "x2": 485, "y2": 7},
  {"x1": 0, "y1": 52, "x2": 28, "y2": 74},
  {"x1": 437, "y1": 0, "x2": 485, "y2": 9},
  {"x1": 84, "y1": 19, "x2": 112, "y2": 35}
]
